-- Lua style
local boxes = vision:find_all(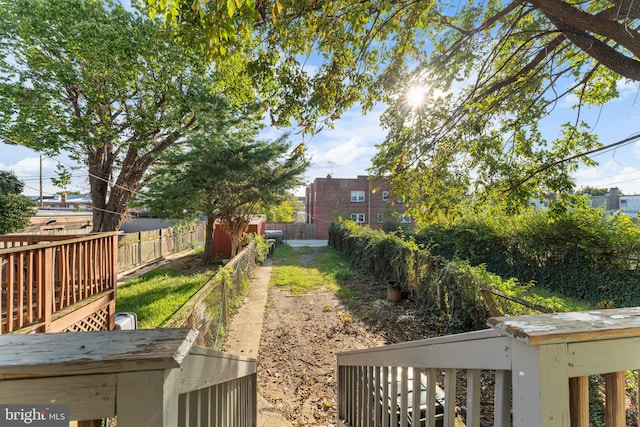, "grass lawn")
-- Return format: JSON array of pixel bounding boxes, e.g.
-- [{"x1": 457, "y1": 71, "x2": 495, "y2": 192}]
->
[
  {"x1": 116, "y1": 267, "x2": 216, "y2": 329},
  {"x1": 270, "y1": 245, "x2": 353, "y2": 294}
]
